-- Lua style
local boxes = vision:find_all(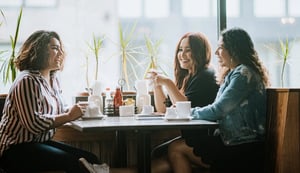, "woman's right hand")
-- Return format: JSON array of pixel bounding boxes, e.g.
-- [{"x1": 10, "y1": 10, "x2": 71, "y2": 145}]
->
[
  {"x1": 68, "y1": 104, "x2": 84, "y2": 121},
  {"x1": 147, "y1": 70, "x2": 169, "y2": 88}
]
